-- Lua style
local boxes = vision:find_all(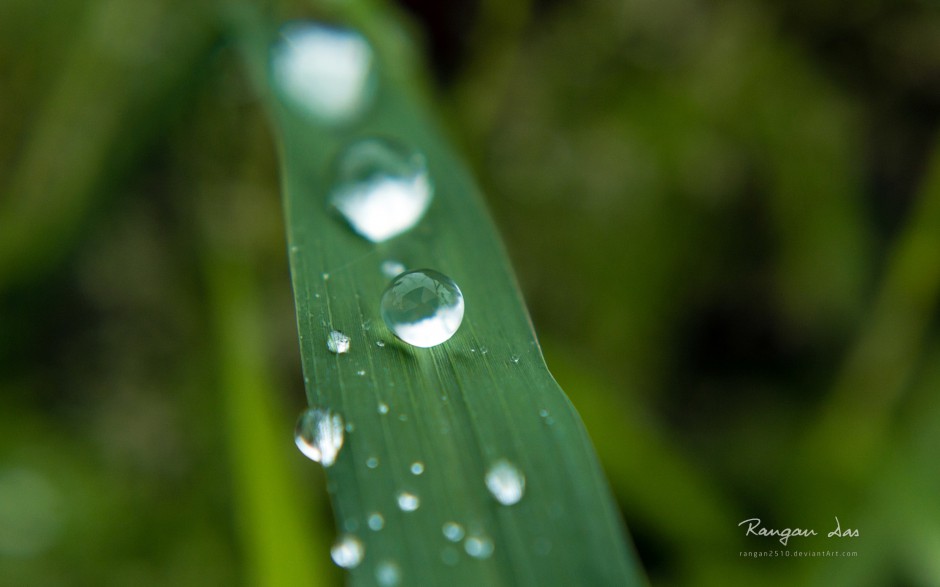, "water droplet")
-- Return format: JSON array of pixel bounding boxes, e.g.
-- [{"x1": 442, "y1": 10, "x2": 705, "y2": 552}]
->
[
  {"x1": 330, "y1": 534, "x2": 364, "y2": 568},
  {"x1": 345, "y1": 422, "x2": 355, "y2": 433},
  {"x1": 375, "y1": 560, "x2": 401, "y2": 586},
  {"x1": 294, "y1": 408, "x2": 345, "y2": 467},
  {"x1": 366, "y1": 456, "x2": 379, "y2": 469},
  {"x1": 397, "y1": 414, "x2": 408, "y2": 422},
  {"x1": 356, "y1": 369, "x2": 366, "y2": 376},
  {"x1": 375, "y1": 340, "x2": 386, "y2": 347},
  {"x1": 330, "y1": 137, "x2": 433, "y2": 242},
  {"x1": 480, "y1": 346, "x2": 488, "y2": 355},
  {"x1": 410, "y1": 462, "x2": 424, "y2": 475},
  {"x1": 485, "y1": 459, "x2": 525, "y2": 505},
  {"x1": 378, "y1": 403, "x2": 389, "y2": 414},
  {"x1": 396, "y1": 491, "x2": 419, "y2": 512},
  {"x1": 464, "y1": 535, "x2": 494, "y2": 559},
  {"x1": 381, "y1": 269, "x2": 464, "y2": 348},
  {"x1": 270, "y1": 23, "x2": 374, "y2": 123},
  {"x1": 381, "y1": 259, "x2": 407, "y2": 279},
  {"x1": 441, "y1": 547, "x2": 460, "y2": 566},
  {"x1": 367, "y1": 513, "x2": 385, "y2": 531},
  {"x1": 327, "y1": 330, "x2": 350, "y2": 354},
  {"x1": 442, "y1": 522, "x2": 464, "y2": 542},
  {"x1": 510, "y1": 355, "x2": 520, "y2": 364}
]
